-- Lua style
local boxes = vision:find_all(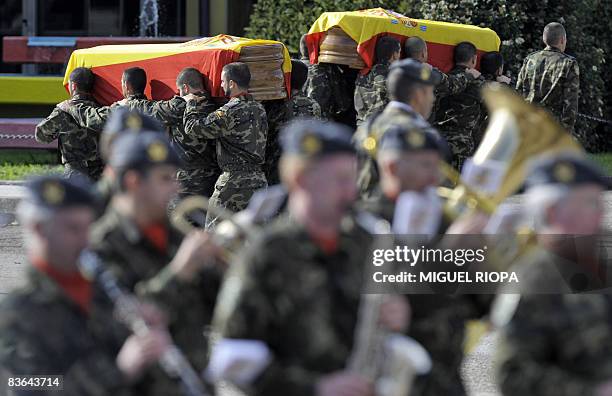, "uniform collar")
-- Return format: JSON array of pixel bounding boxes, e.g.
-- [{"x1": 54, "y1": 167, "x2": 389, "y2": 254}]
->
[
  {"x1": 387, "y1": 101, "x2": 425, "y2": 121},
  {"x1": 126, "y1": 93, "x2": 148, "y2": 101},
  {"x1": 544, "y1": 45, "x2": 564, "y2": 53},
  {"x1": 71, "y1": 93, "x2": 94, "y2": 102}
]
